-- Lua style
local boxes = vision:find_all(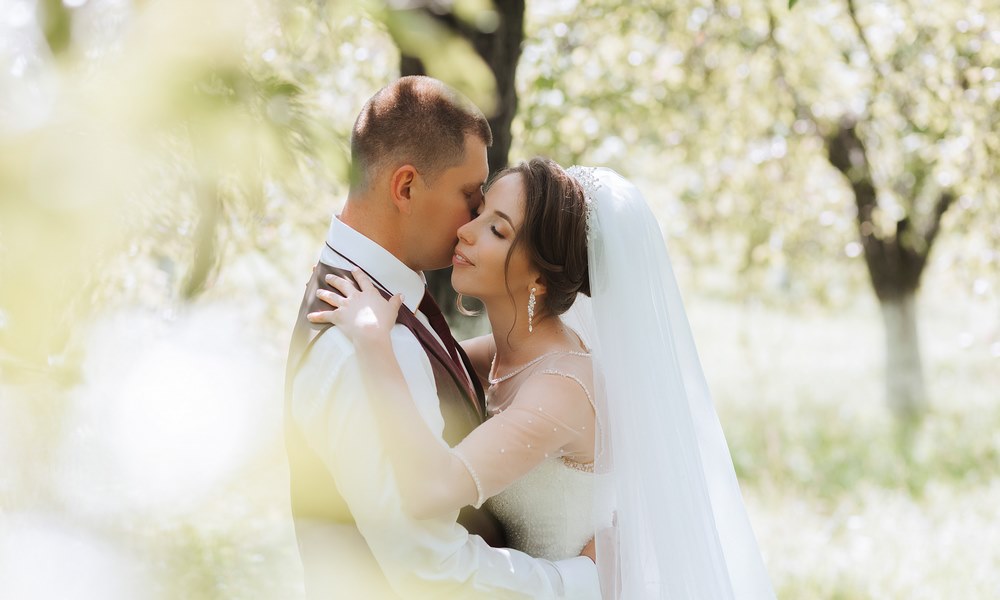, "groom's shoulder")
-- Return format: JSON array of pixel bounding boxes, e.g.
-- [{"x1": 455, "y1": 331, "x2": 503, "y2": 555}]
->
[
  {"x1": 299, "y1": 321, "x2": 426, "y2": 377},
  {"x1": 296, "y1": 326, "x2": 356, "y2": 381}
]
